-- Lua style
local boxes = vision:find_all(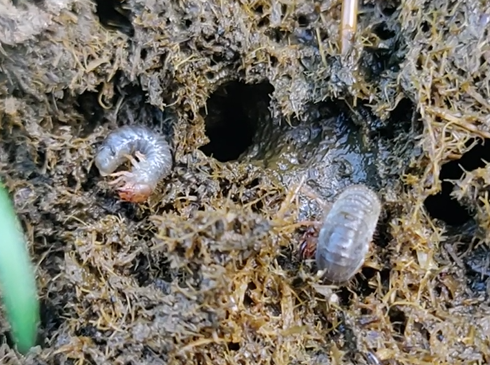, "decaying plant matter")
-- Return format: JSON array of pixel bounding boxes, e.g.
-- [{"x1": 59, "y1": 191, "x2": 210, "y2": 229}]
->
[{"x1": 0, "y1": 0, "x2": 490, "y2": 364}]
